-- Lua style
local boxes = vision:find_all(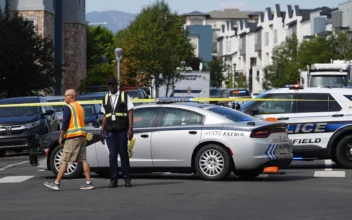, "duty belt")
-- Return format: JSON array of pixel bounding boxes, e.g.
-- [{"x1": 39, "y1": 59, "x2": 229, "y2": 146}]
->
[{"x1": 106, "y1": 112, "x2": 127, "y2": 118}]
